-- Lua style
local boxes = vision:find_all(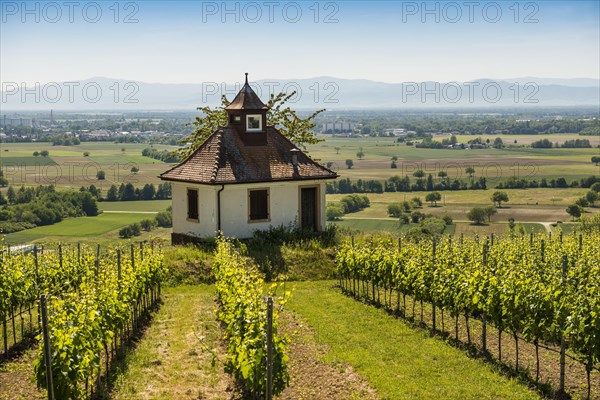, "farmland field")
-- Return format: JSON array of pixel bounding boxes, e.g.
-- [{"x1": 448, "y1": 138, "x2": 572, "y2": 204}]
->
[
  {"x1": 307, "y1": 134, "x2": 600, "y2": 184},
  {"x1": 0, "y1": 142, "x2": 178, "y2": 189},
  {"x1": 0, "y1": 134, "x2": 598, "y2": 243},
  {"x1": 2, "y1": 212, "x2": 160, "y2": 245}
]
